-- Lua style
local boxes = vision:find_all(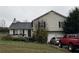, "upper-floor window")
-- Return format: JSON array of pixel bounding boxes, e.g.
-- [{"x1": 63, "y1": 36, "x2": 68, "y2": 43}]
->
[
  {"x1": 59, "y1": 21, "x2": 64, "y2": 28},
  {"x1": 38, "y1": 21, "x2": 46, "y2": 29}
]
